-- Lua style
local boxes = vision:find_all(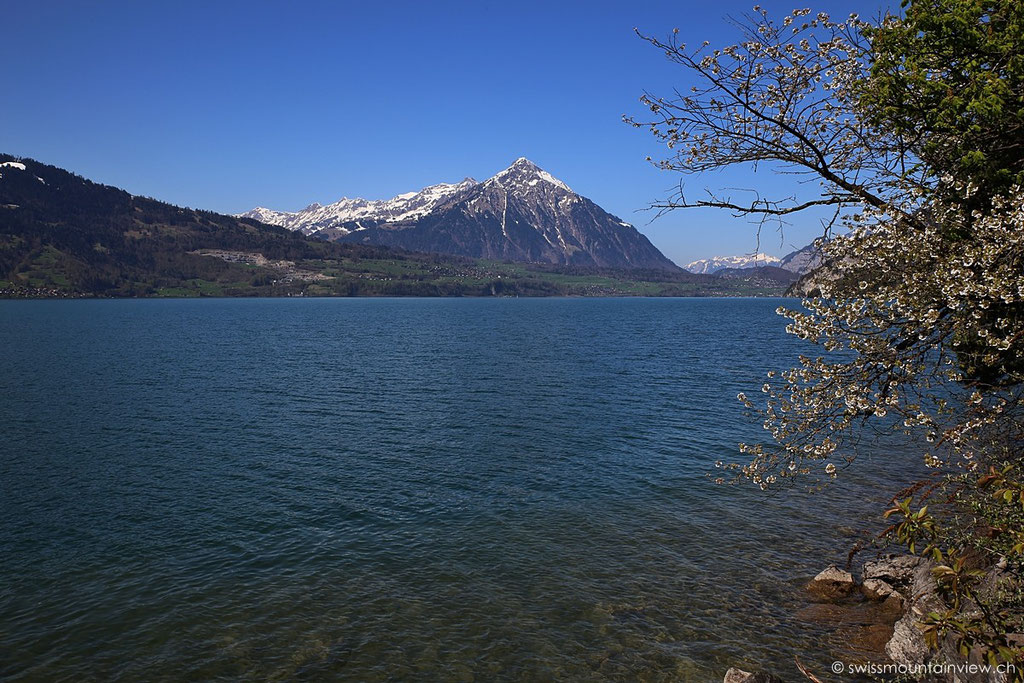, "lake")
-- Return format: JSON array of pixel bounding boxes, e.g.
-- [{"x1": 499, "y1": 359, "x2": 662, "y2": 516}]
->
[{"x1": 0, "y1": 298, "x2": 917, "y2": 680}]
